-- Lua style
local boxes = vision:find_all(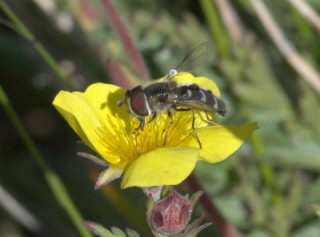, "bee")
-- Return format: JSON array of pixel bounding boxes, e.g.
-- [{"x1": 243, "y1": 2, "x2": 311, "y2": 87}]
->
[{"x1": 117, "y1": 42, "x2": 226, "y2": 148}]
